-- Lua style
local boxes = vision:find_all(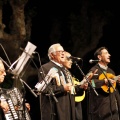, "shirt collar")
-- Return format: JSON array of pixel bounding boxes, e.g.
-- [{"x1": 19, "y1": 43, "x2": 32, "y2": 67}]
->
[
  {"x1": 98, "y1": 63, "x2": 108, "y2": 70},
  {"x1": 51, "y1": 60, "x2": 63, "y2": 67}
]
